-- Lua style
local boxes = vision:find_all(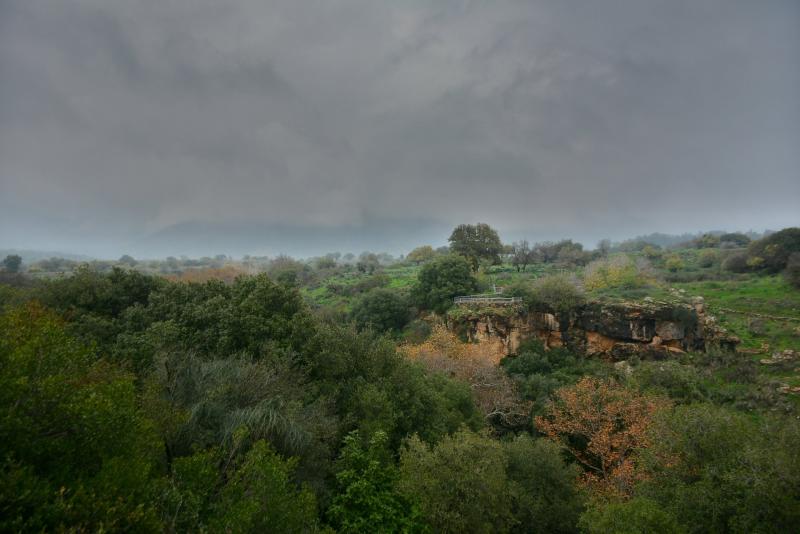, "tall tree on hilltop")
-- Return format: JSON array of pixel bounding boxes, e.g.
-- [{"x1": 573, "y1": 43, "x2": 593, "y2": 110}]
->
[
  {"x1": 2, "y1": 254, "x2": 22, "y2": 273},
  {"x1": 448, "y1": 223, "x2": 503, "y2": 270}
]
